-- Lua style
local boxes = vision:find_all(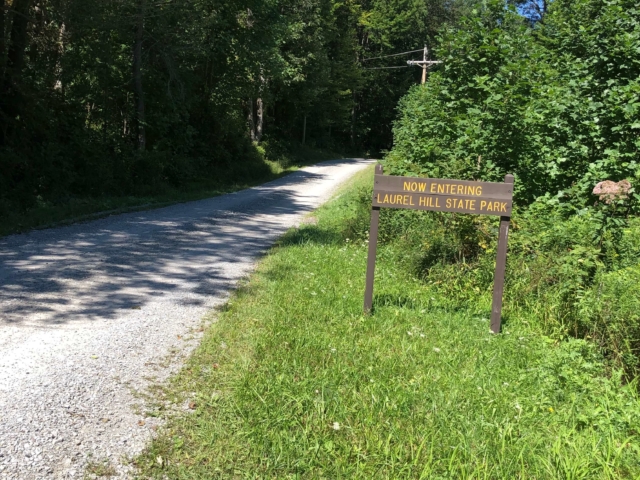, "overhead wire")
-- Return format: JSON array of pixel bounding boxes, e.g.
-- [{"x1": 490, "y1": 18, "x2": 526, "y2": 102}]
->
[
  {"x1": 361, "y1": 49, "x2": 424, "y2": 62},
  {"x1": 363, "y1": 65, "x2": 410, "y2": 70}
]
